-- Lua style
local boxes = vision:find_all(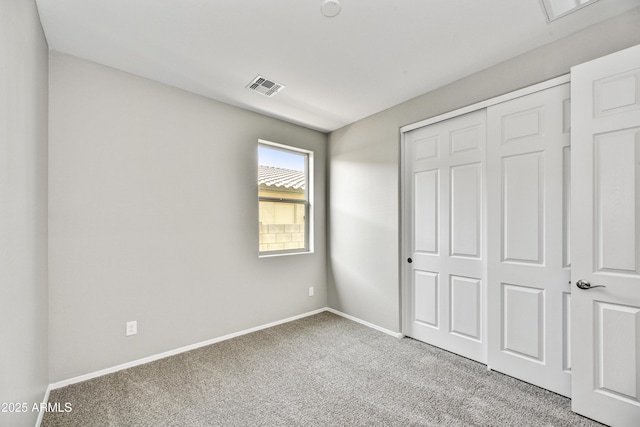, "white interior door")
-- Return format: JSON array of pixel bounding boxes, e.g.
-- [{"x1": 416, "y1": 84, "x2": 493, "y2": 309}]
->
[
  {"x1": 403, "y1": 110, "x2": 487, "y2": 363},
  {"x1": 486, "y1": 84, "x2": 572, "y2": 396},
  {"x1": 571, "y1": 43, "x2": 640, "y2": 426}
]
